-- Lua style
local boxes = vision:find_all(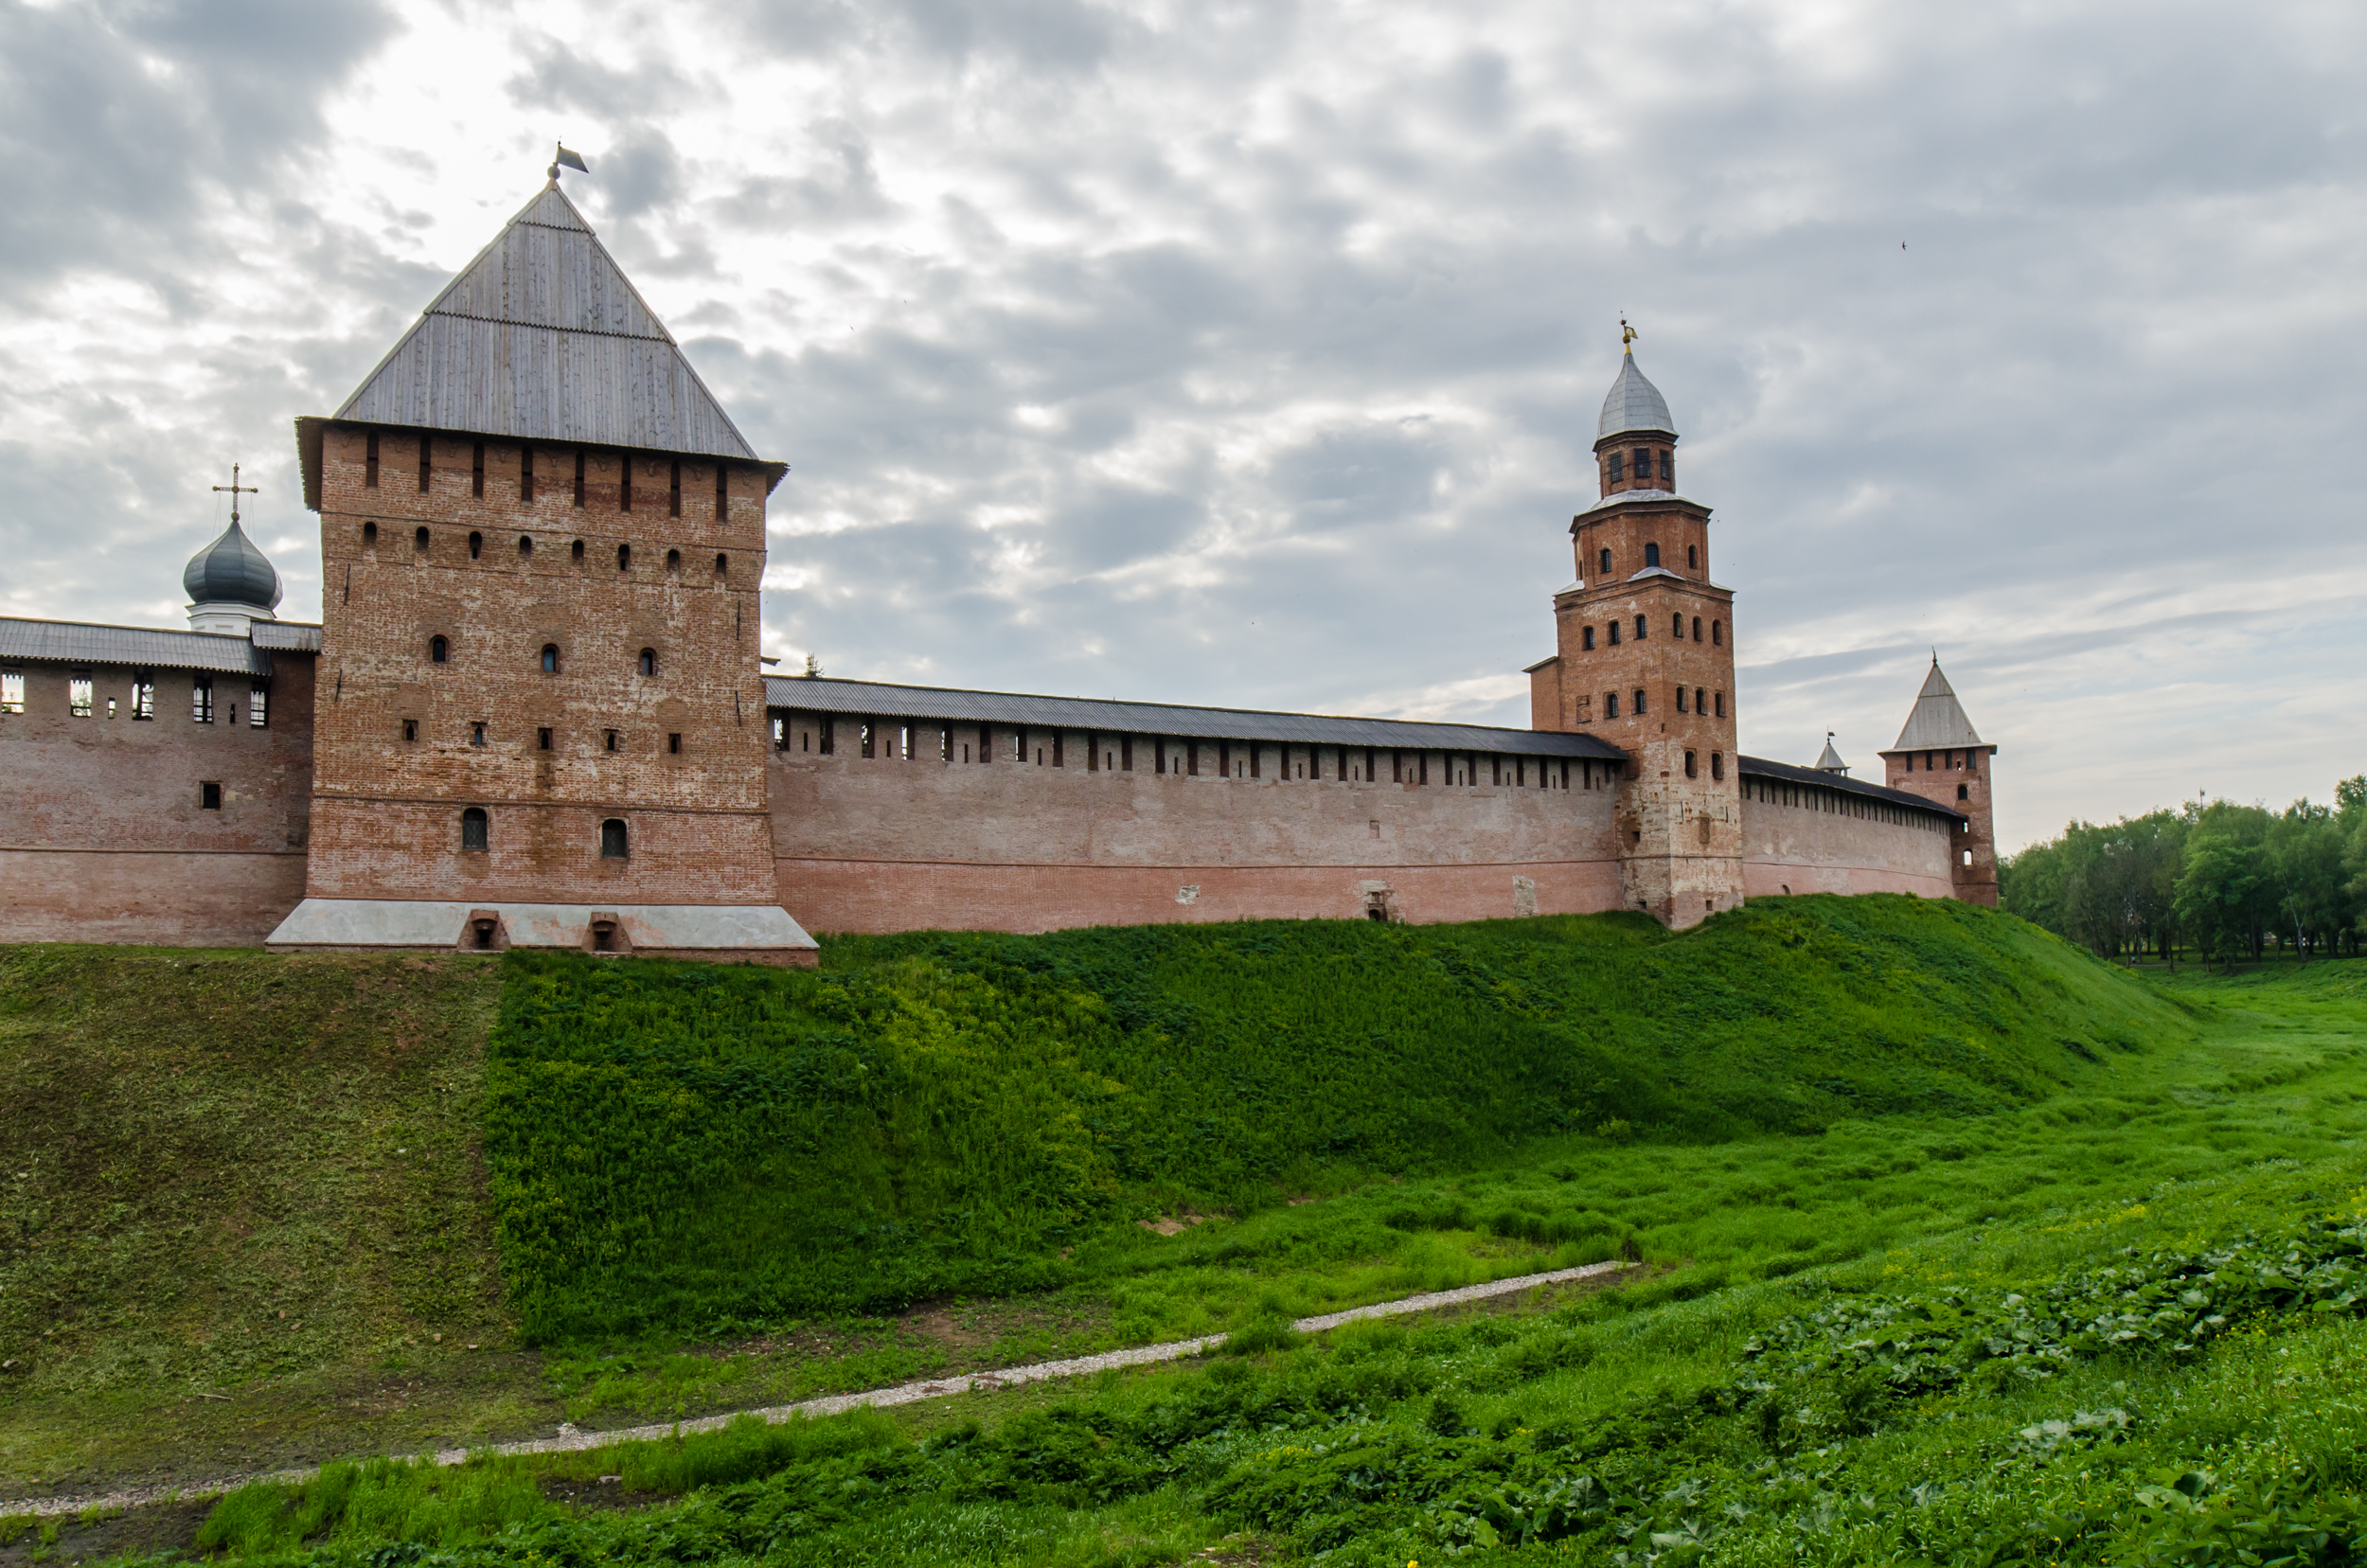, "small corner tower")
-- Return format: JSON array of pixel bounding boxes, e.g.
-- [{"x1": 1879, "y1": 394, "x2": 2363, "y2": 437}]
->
[
  {"x1": 1527, "y1": 327, "x2": 1741, "y2": 928},
  {"x1": 270, "y1": 169, "x2": 814, "y2": 963},
  {"x1": 1878, "y1": 657, "x2": 1998, "y2": 906}
]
